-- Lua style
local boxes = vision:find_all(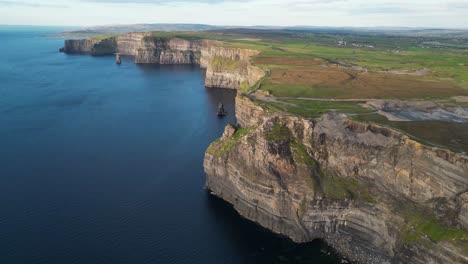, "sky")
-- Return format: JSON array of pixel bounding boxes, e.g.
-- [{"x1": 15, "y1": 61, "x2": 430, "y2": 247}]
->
[{"x1": 1, "y1": 0, "x2": 468, "y2": 28}]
